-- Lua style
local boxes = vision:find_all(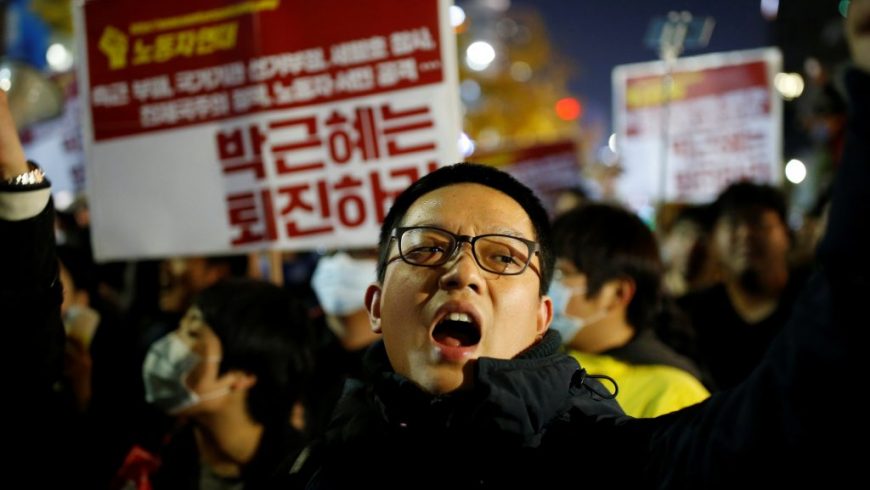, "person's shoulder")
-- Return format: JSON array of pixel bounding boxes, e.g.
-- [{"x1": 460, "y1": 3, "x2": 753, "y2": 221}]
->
[{"x1": 636, "y1": 364, "x2": 709, "y2": 394}]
